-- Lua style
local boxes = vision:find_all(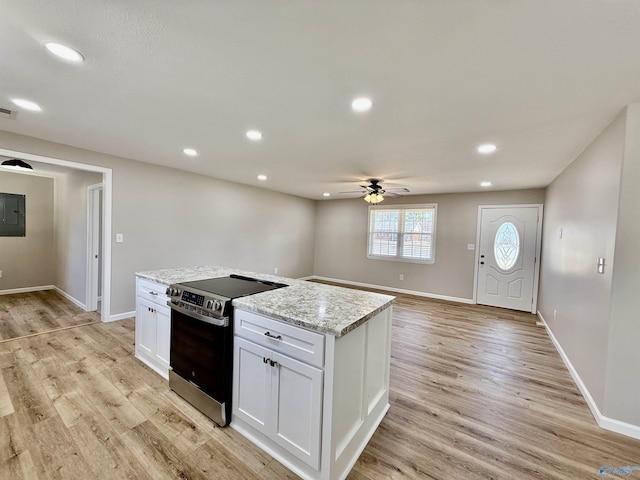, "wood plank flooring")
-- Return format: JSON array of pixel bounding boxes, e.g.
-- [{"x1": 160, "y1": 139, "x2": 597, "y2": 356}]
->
[
  {"x1": 1, "y1": 289, "x2": 639, "y2": 479},
  {"x1": 0, "y1": 290, "x2": 99, "y2": 342}
]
